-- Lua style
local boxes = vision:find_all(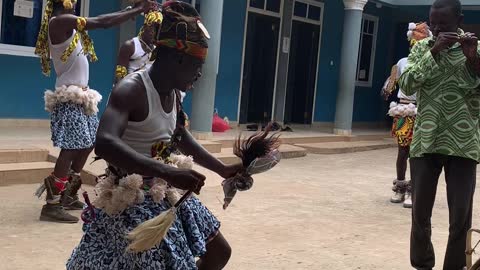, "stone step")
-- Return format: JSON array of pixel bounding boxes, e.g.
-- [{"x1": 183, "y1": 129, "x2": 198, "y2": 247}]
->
[
  {"x1": 197, "y1": 140, "x2": 222, "y2": 154},
  {"x1": 214, "y1": 133, "x2": 391, "y2": 148},
  {"x1": 347, "y1": 134, "x2": 391, "y2": 142},
  {"x1": 0, "y1": 148, "x2": 49, "y2": 164},
  {"x1": 214, "y1": 144, "x2": 307, "y2": 165},
  {"x1": 0, "y1": 161, "x2": 55, "y2": 186},
  {"x1": 295, "y1": 139, "x2": 396, "y2": 155}
]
